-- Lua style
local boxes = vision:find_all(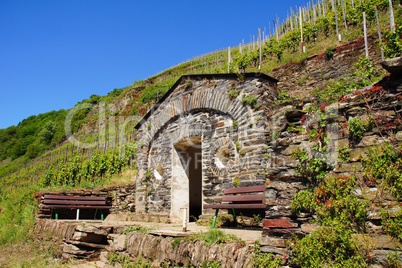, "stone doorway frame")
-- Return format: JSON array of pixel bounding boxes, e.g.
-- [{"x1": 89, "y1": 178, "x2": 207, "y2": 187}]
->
[{"x1": 171, "y1": 136, "x2": 202, "y2": 224}]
